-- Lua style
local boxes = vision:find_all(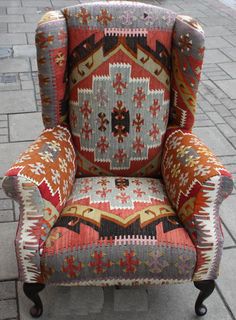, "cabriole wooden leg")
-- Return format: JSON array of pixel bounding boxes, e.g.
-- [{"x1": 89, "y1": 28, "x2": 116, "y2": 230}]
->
[
  {"x1": 194, "y1": 280, "x2": 215, "y2": 316},
  {"x1": 23, "y1": 283, "x2": 45, "y2": 318}
]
